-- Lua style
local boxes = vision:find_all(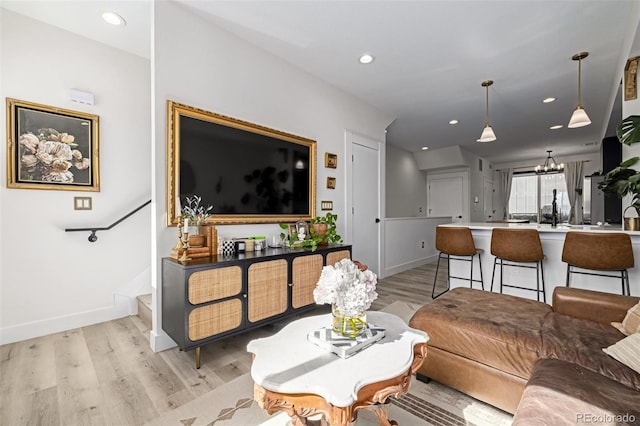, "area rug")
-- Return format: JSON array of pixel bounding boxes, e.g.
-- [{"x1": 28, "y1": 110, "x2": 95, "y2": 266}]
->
[
  {"x1": 143, "y1": 372, "x2": 512, "y2": 426},
  {"x1": 145, "y1": 301, "x2": 512, "y2": 426}
]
